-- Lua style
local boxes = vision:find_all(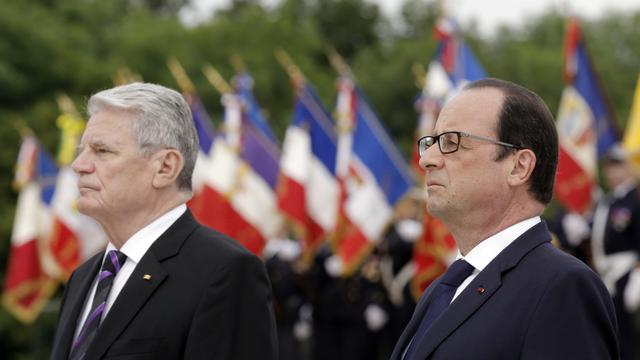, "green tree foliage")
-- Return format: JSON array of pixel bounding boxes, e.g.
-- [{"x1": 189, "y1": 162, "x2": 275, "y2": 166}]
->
[{"x1": 0, "y1": 0, "x2": 638, "y2": 357}]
